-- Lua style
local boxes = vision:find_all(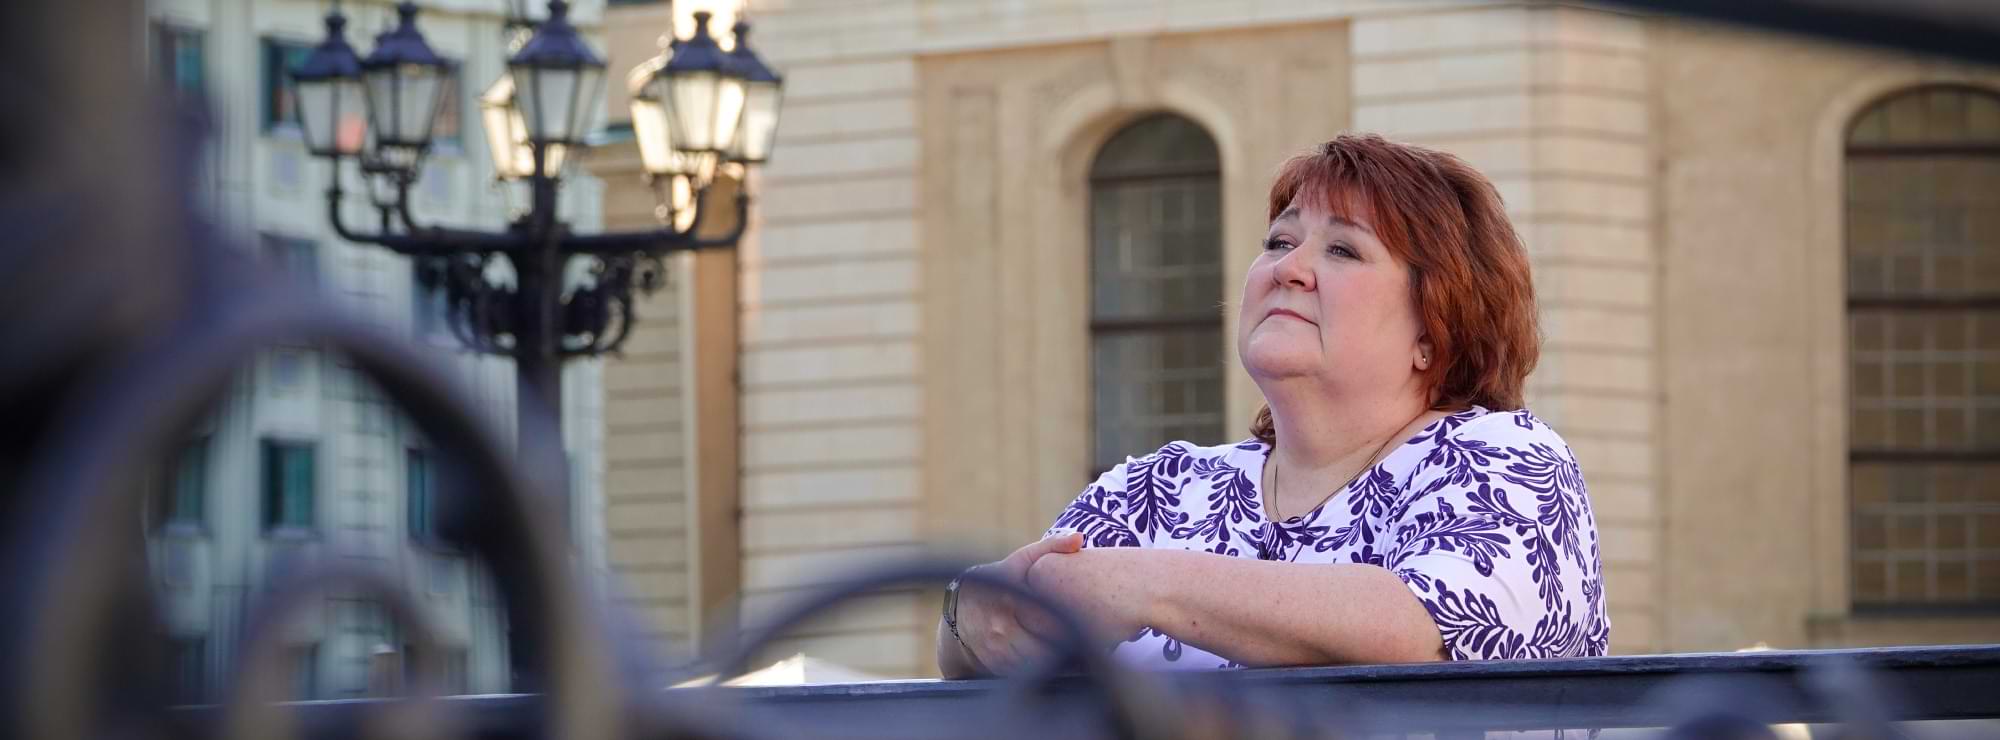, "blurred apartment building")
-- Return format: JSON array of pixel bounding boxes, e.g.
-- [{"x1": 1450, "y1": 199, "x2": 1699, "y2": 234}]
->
[
  {"x1": 592, "y1": 0, "x2": 2000, "y2": 679},
  {"x1": 139, "y1": 0, "x2": 611, "y2": 702}
]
